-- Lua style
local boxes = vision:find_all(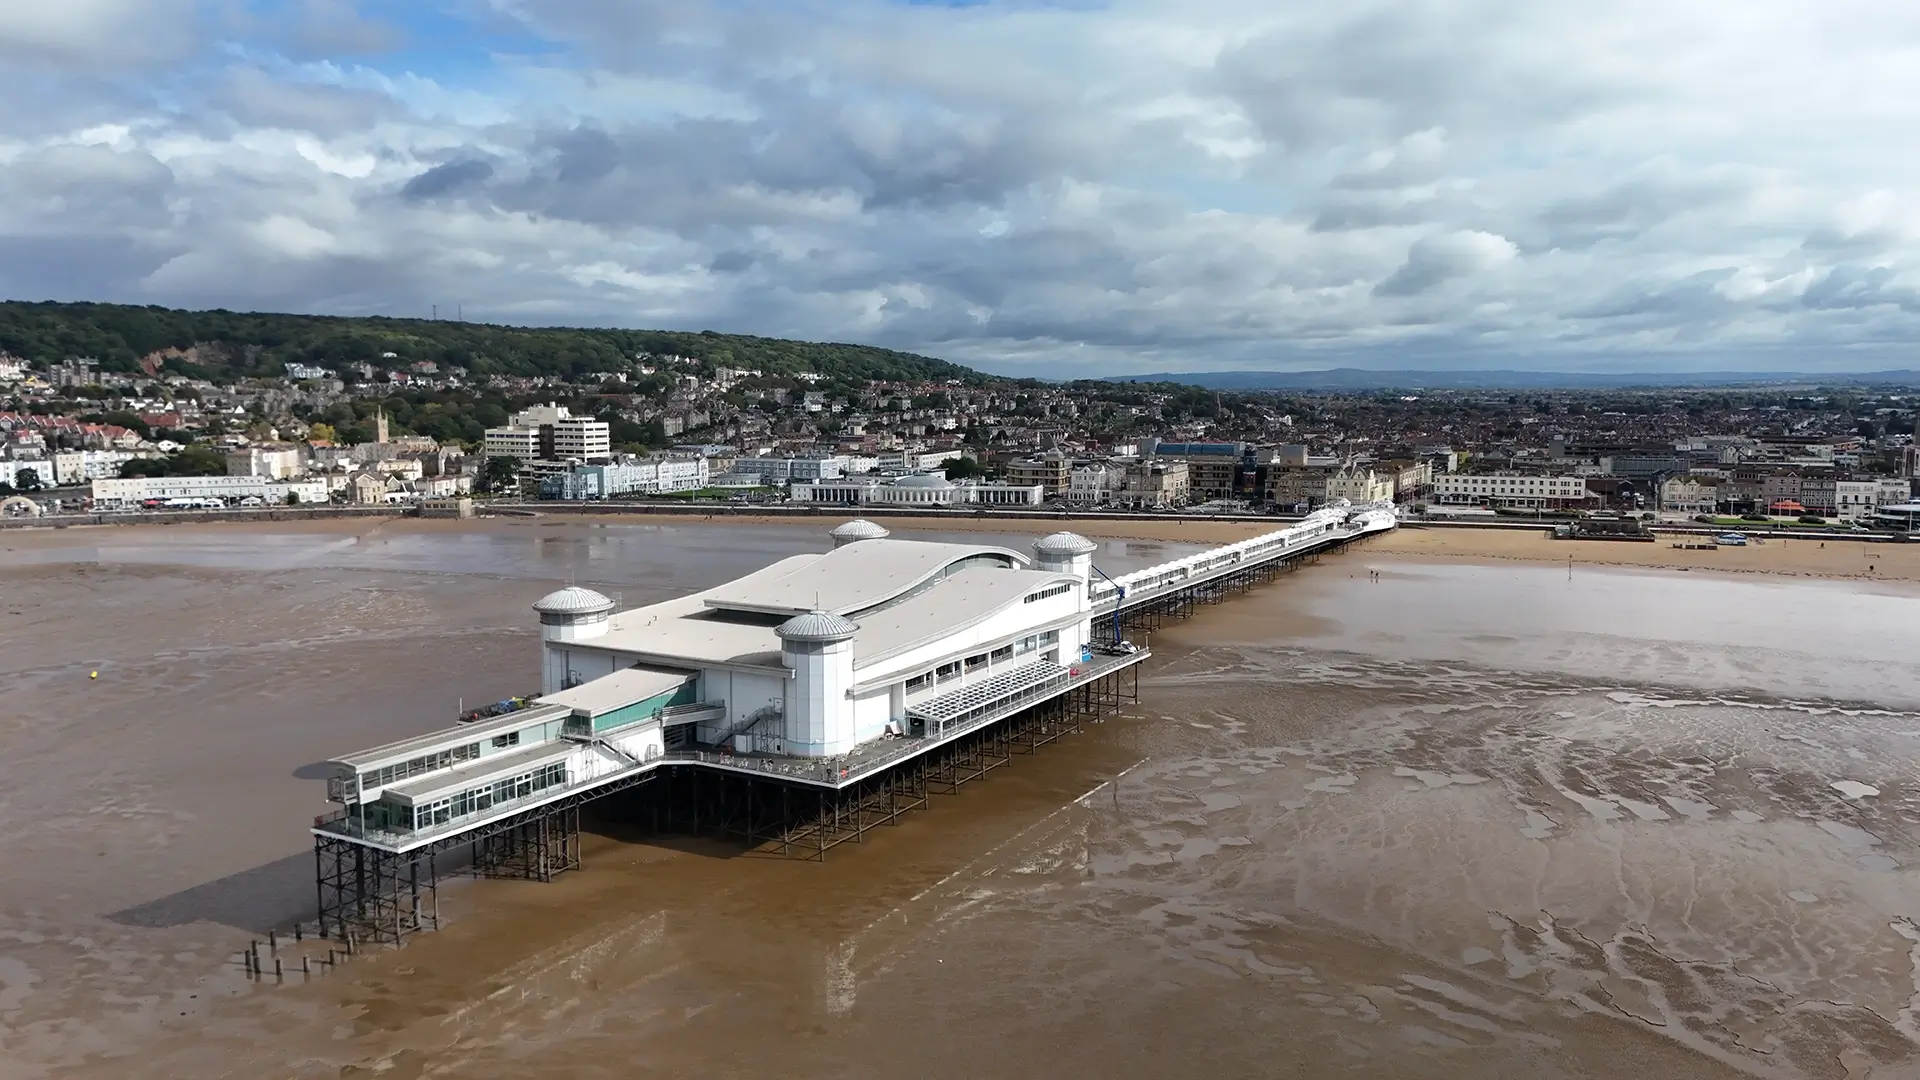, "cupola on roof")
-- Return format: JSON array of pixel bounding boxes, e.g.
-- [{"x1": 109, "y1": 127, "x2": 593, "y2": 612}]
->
[
  {"x1": 829, "y1": 518, "x2": 890, "y2": 541},
  {"x1": 1033, "y1": 531, "x2": 1099, "y2": 557},
  {"x1": 774, "y1": 609, "x2": 860, "y2": 644},
  {"x1": 532, "y1": 586, "x2": 616, "y2": 616}
]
